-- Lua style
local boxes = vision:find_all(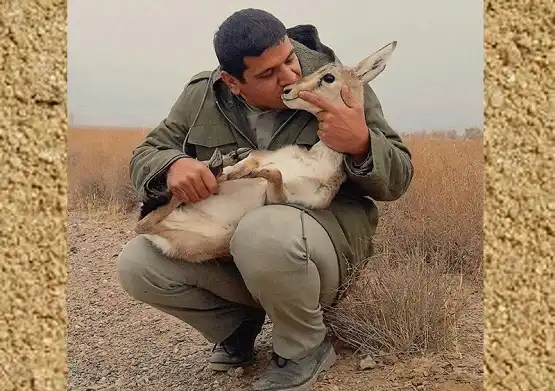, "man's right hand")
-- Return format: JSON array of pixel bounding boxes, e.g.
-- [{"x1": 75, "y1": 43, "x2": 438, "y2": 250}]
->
[{"x1": 166, "y1": 158, "x2": 219, "y2": 203}]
